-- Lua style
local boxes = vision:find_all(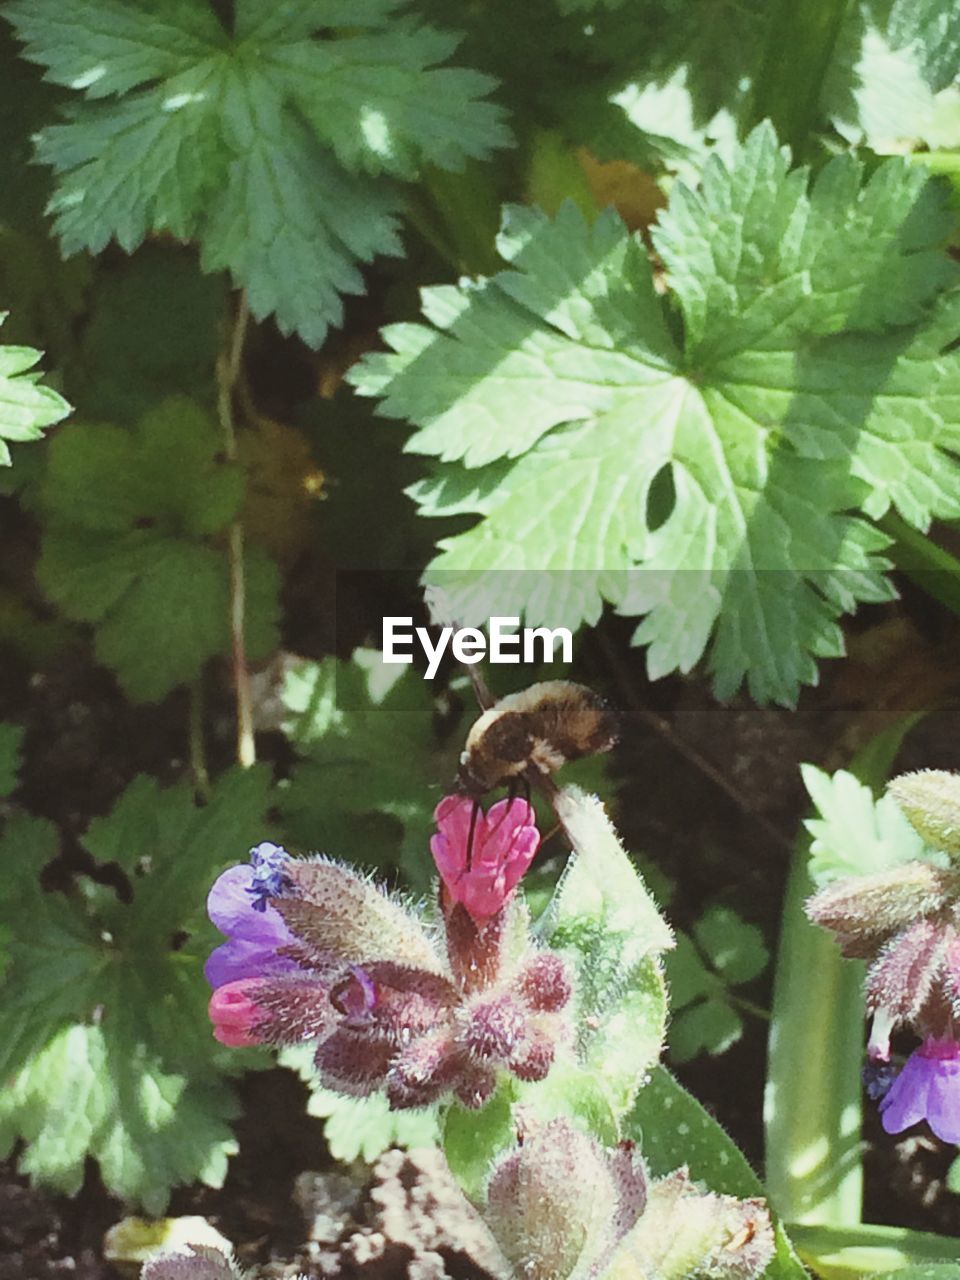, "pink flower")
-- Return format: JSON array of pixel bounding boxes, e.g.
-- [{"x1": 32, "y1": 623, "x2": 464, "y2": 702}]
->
[
  {"x1": 208, "y1": 978, "x2": 267, "y2": 1047},
  {"x1": 880, "y1": 1037, "x2": 960, "y2": 1143},
  {"x1": 430, "y1": 795, "x2": 540, "y2": 922}
]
